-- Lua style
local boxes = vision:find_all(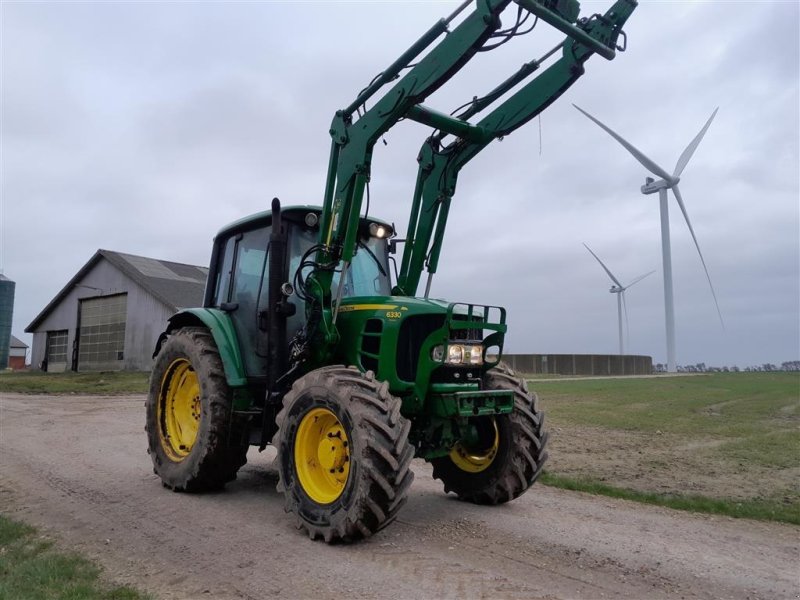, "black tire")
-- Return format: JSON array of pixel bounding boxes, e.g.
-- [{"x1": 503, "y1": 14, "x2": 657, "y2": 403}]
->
[
  {"x1": 431, "y1": 362, "x2": 548, "y2": 504},
  {"x1": 274, "y1": 366, "x2": 414, "y2": 542},
  {"x1": 146, "y1": 327, "x2": 248, "y2": 492}
]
